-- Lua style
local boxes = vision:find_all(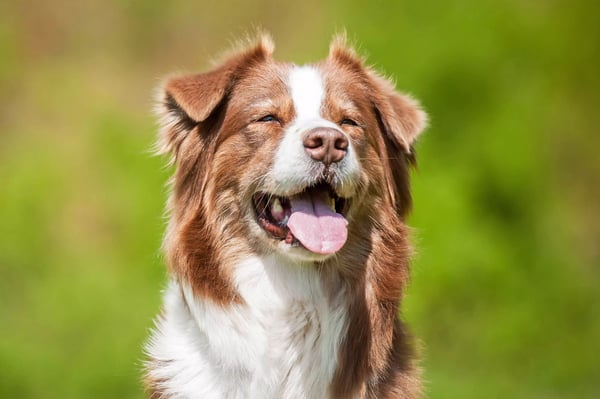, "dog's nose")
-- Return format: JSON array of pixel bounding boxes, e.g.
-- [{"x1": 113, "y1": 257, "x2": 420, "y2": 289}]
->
[{"x1": 303, "y1": 128, "x2": 348, "y2": 165}]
